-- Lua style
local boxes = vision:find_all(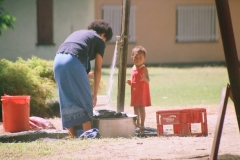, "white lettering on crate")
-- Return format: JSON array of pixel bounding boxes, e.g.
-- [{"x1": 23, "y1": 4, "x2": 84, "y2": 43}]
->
[{"x1": 163, "y1": 115, "x2": 177, "y2": 123}]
